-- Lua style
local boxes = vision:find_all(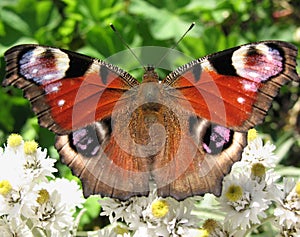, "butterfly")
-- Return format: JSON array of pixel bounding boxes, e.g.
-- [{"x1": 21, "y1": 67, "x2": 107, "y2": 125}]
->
[{"x1": 2, "y1": 41, "x2": 299, "y2": 200}]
